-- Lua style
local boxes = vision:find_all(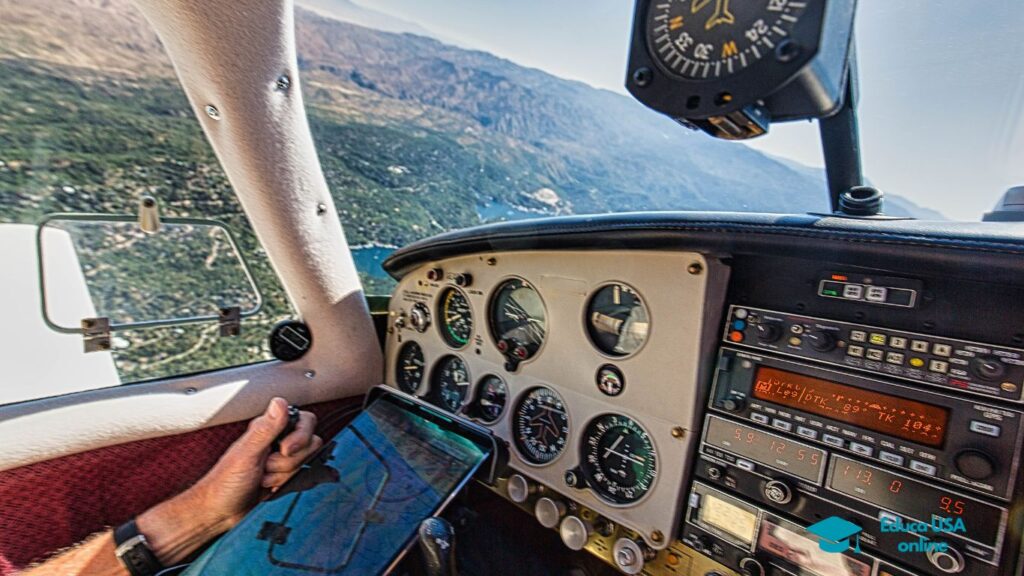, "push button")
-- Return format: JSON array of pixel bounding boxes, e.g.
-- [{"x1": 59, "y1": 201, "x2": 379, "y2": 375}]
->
[
  {"x1": 910, "y1": 460, "x2": 938, "y2": 476},
  {"x1": 869, "y1": 333, "x2": 887, "y2": 346},
  {"x1": 849, "y1": 442, "x2": 874, "y2": 457},
  {"x1": 751, "y1": 413, "x2": 770, "y2": 425},
  {"x1": 933, "y1": 343, "x2": 952, "y2": 357},
  {"x1": 866, "y1": 349, "x2": 884, "y2": 361},
  {"x1": 843, "y1": 284, "x2": 864, "y2": 299},
  {"x1": 909, "y1": 357, "x2": 925, "y2": 368},
  {"x1": 865, "y1": 286, "x2": 888, "y2": 302},
  {"x1": 772, "y1": 419, "x2": 793, "y2": 432},
  {"x1": 929, "y1": 360, "x2": 949, "y2": 374},
  {"x1": 796, "y1": 426, "x2": 818, "y2": 440},
  {"x1": 911, "y1": 340, "x2": 930, "y2": 353},
  {"x1": 879, "y1": 451, "x2": 905, "y2": 466},
  {"x1": 969, "y1": 421, "x2": 1001, "y2": 437},
  {"x1": 889, "y1": 337, "x2": 908, "y2": 349},
  {"x1": 886, "y1": 352, "x2": 905, "y2": 365},
  {"x1": 823, "y1": 434, "x2": 844, "y2": 447},
  {"x1": 850, "y1": 330, "x2": 867, "y2": 343},
  {"x1": 847, "y1": 345, "x2": 865, "y2": 357}
]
